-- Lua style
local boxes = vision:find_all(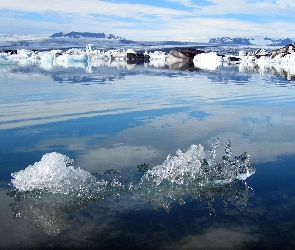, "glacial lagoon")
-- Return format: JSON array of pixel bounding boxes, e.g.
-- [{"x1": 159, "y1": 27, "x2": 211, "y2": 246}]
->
[{"x1": 1, "y1": 57, "x2": 295, "y2": 249}]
